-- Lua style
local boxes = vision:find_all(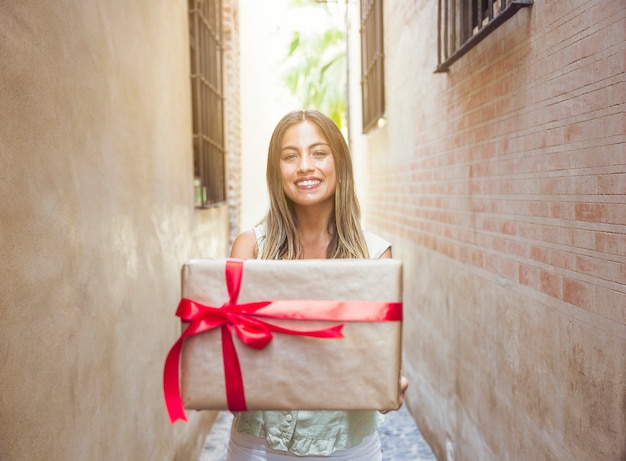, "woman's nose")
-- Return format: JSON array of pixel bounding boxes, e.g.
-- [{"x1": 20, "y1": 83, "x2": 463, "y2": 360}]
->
[{"x1": 297, "y1": 154, "x2": 313, "y2": 172}]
